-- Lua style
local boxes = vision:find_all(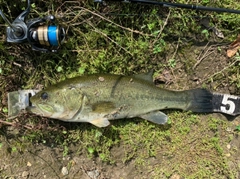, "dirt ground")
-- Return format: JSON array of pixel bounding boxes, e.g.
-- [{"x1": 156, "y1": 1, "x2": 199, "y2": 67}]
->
[
  {"x1": 1, "y1": 41, "x2": 240, "y2": 179},
  {"x1": 0, "y1": 1, "x2": 240, "y2": 177}
]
